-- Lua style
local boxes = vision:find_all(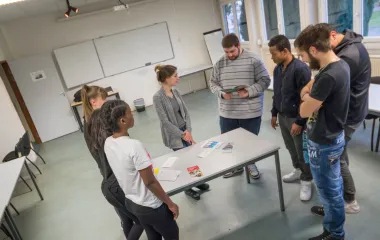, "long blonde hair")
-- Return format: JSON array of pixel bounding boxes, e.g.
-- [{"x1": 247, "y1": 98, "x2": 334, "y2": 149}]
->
[{"x1": 81, "y1": 85, "x2": 107, "y2": 123}]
